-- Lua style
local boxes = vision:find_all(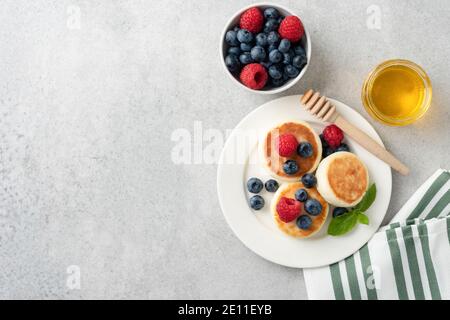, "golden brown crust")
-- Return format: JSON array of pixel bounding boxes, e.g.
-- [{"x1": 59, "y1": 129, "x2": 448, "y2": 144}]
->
[
  {"x1": 264, "y1": 122, "x2": 321, "y2": 179},
  {"x1": 273, "y1": 182, "x2": 329, "y2": 238},
  {"x1": 327, "y1": 155, "x2": 368, "y2": 204}
]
